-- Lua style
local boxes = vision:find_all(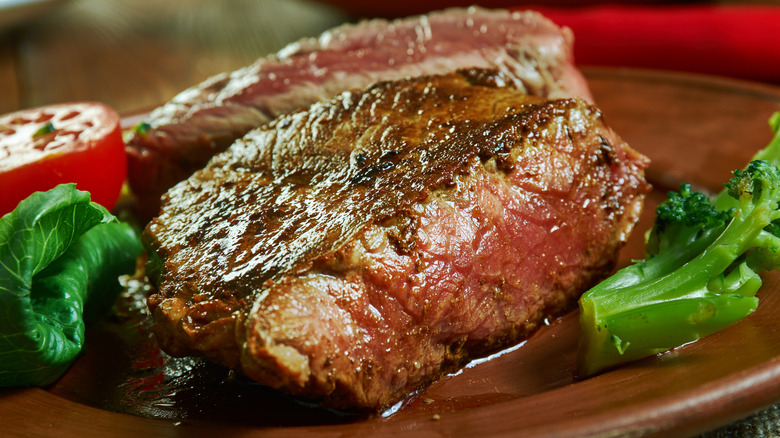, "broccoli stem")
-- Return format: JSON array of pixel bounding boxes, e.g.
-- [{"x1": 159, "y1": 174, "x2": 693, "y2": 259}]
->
[
  {"x1": 578, "y1": 183, "x2": 780, "y2": 377},
  {"x1": 579, "y1": 291, "x2": 759, "y2": 376}
]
